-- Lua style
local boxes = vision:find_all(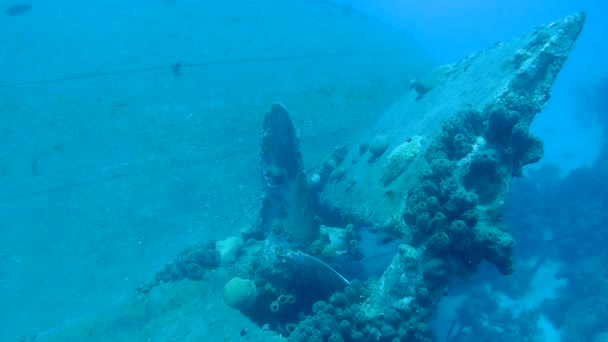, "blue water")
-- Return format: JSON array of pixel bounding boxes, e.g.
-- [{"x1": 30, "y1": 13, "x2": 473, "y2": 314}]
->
[{"x1": 1, "y1": 1, "x2": 607, "y2": 341}]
